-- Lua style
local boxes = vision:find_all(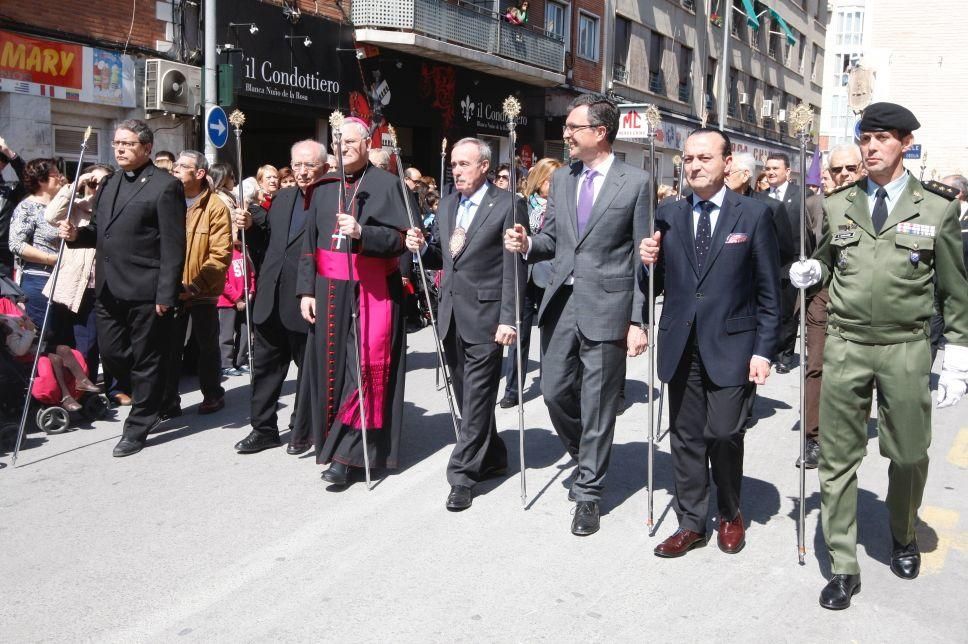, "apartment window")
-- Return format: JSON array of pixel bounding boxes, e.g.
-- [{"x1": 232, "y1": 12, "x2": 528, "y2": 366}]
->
[
  {"x1": 798, "y1": 36, "x2": 807, "y2": 73},
  {"x1": 835, "y1": 9, "x2": 864, "y2": 47},
  {"x1": 768, "y1": 18, "x2": 782, "y2": 59},
  {"x1": 613, "y1": 16, "x2": 631, "y2": 83},
  {"x1": 728, "y1": 68, "x2": 739, "y2": 117},
  {"x1": 648, "y1": 31, "x2": 665, "y2": 95},
  {"x1": 745, "y1": 77, "x2": 758, "y2": 122},
  {"x1": 545, "y1": 1, "x2": 567, "y2": 43},
  {"x1": 731, "y1": 0, "x2": 748, "y2": 40},
  {"x1": 677, "y1": 45, "x2": 693, "y2": 103},
  {"x1": 811, "y1": 46, "x2": 823, "y2": 82},
  {"x1": 577, "y1": 12, "x2": 600, "y2": 61},
  {"x1": 681, "y1": 0, "x2": 696, "y2": 11}
]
